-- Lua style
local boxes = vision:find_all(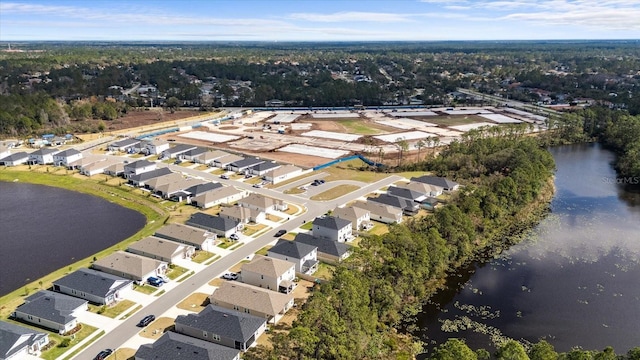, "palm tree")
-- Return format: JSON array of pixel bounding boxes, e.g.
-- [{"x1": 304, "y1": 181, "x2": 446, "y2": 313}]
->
[{"x1": 415, "y1": 139, "x2": 425, "y2": 162}]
